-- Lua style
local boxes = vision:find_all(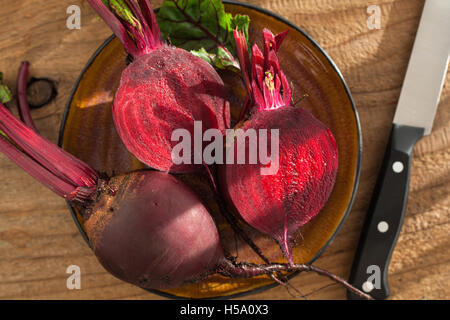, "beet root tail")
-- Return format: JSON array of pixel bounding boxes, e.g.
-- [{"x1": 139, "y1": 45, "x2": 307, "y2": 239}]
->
[{"x1": 217, "y1": 259, "x2": 374, "y2": 300}]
